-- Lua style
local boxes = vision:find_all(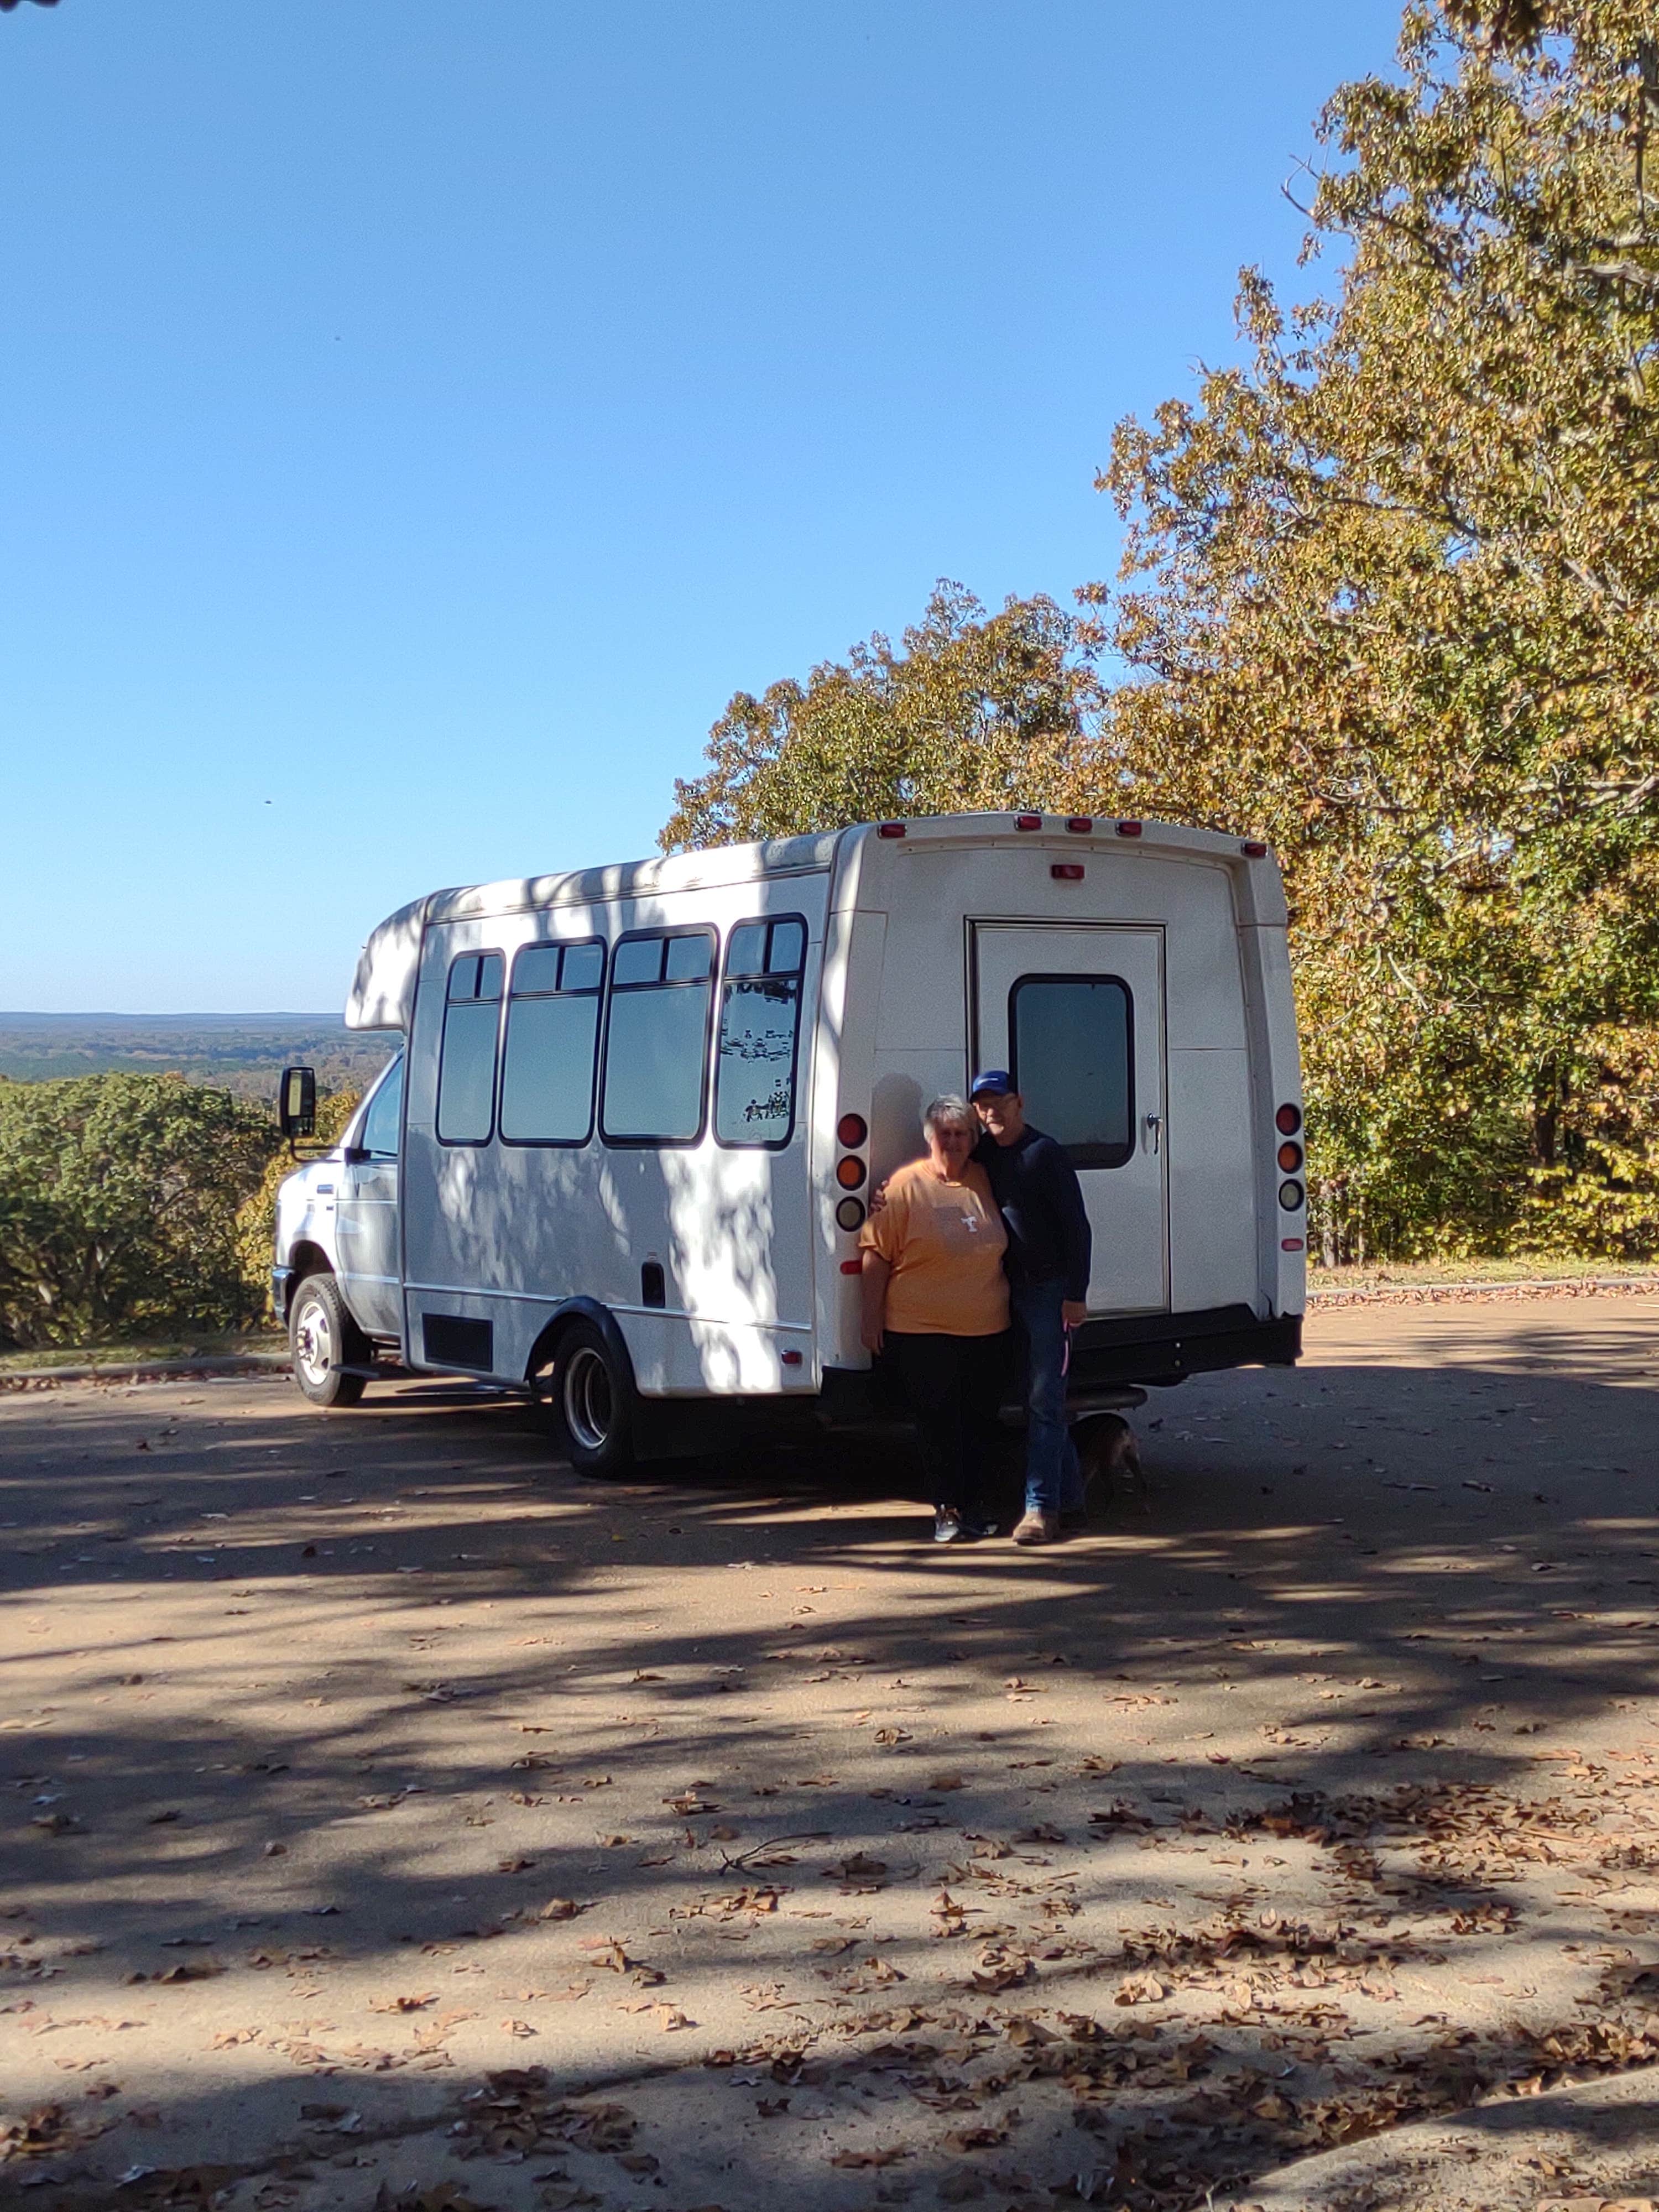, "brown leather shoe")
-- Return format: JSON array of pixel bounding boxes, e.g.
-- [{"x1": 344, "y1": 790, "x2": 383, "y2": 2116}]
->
[{"x1": 1011, "y1": 1509, "x2": 1060, "y2": 1546}]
